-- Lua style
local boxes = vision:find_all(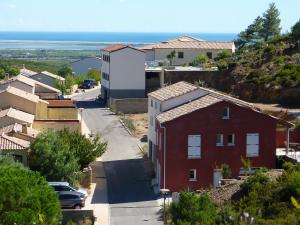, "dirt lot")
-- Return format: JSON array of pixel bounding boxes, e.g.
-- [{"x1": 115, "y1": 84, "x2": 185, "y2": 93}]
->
[{"x1": 126, "y1": 113, "x2": 148, "y2": 139}]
